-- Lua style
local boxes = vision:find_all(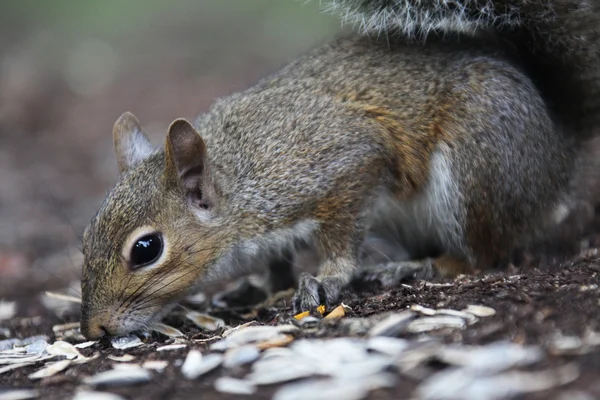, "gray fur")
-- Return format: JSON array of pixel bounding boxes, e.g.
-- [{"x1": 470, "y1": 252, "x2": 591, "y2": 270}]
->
[{"x1": 318, "y1": 0, "x2": 600, "y2": 138}]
